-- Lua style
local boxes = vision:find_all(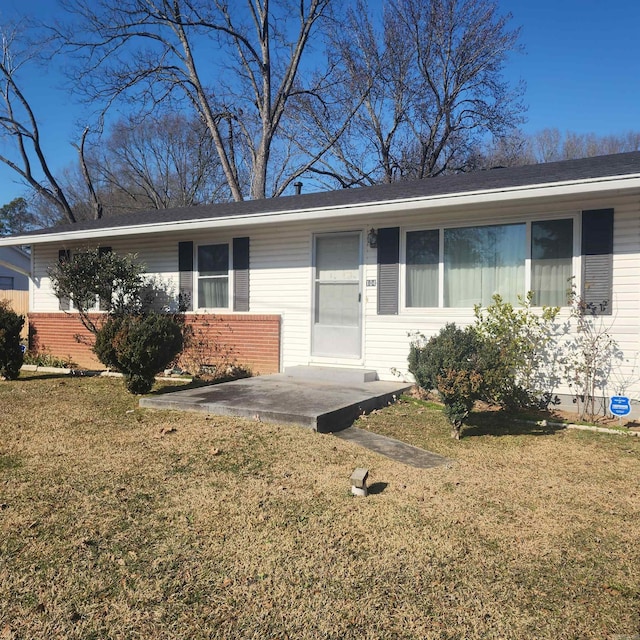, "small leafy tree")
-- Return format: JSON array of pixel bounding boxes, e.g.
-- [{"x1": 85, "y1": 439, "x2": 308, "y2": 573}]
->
[
  {"x1": 473, "y1": 293, "x2": 562, "y2": 409},
  {"x1": 49, "y1": 249, "x2": 147, "y2": 334},
  {"x1": 409, "y1": 324, "x2": 487, "y2": 439},
  {"x1": 94, "y1": 313, "x2": 184, "y2": 394},
  {"x1": 50, "y1": 248, "x2": 187, "y2": 393},
  {"x1": 0, "y1": 300, "x2": 25, "y2": 380}
]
